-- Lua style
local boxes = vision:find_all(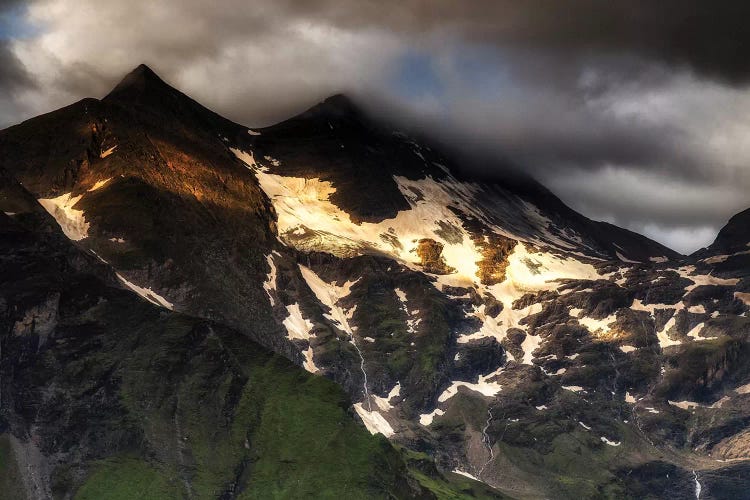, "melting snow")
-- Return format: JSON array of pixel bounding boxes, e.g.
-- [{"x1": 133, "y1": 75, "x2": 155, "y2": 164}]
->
[
  {"x1": 99, "y1": 146, "x2": 117, "y2": 158},
  {"x1": 616, "y1": 251, "x2": 640, "y2": 264},
  {"x1": 735, "y1": 292, "x2": 750, "y2": 306},
  {"x1": 302, "y1": 346, "x2": 318, "y2": 374},
  {"x1": 453, "y1": 469, "x2": 479, "y2": 481},
  {"x1": 88, "y1": 177, "x2": 112, "y2": 191},
  {"x1": 676, "y1": 266, "x2": 740, "y2": 292},
  {"x1": 298, "y1": 265, "x2": 358, "y2": 333},
  {"x1": 38, "y1": 193, "x2": 90, "y2": 241},
  {"x1": 263, "y1": 252, "x2": 279, "y2": 306},
  {"x1": 232, "y1": 147, "x2": 600, "y2": 286},
  {"x1": 372, "y1": 383, "x2": 401, "y2": 411},
  {"x1": 521, "y1": 333, "x2": 542, "y2": 365},
  {"x1": 282, "y1": 303, "x2": 314, "y2": 340},
  {"x1": 578, "y1": 313, "x2": 617, "y2": 335},
  {"x1": 353, "y1": 403, "x2": 394, "y2": 437},
  {"x1": 600, "y1": 436, "x2": 621, "y2": 446},
  {"x1": 562, "y1": 385, "x2": 586, "y2": 393},
  {"x1": 247, "y1": 129, "x2": 261, "y2": 136},
  {"x1": 419, "y1": 408, "x2": 445, "y2": 426},
  {"x1": 116, "y1": 273, "x2": 174, "y2": 310},
  {"x1": 438, "y1": 368, "x2": 503, "y2": 402},
  {"x1": 395, "y1": 288, "x2": 420, "y2": 333}
]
